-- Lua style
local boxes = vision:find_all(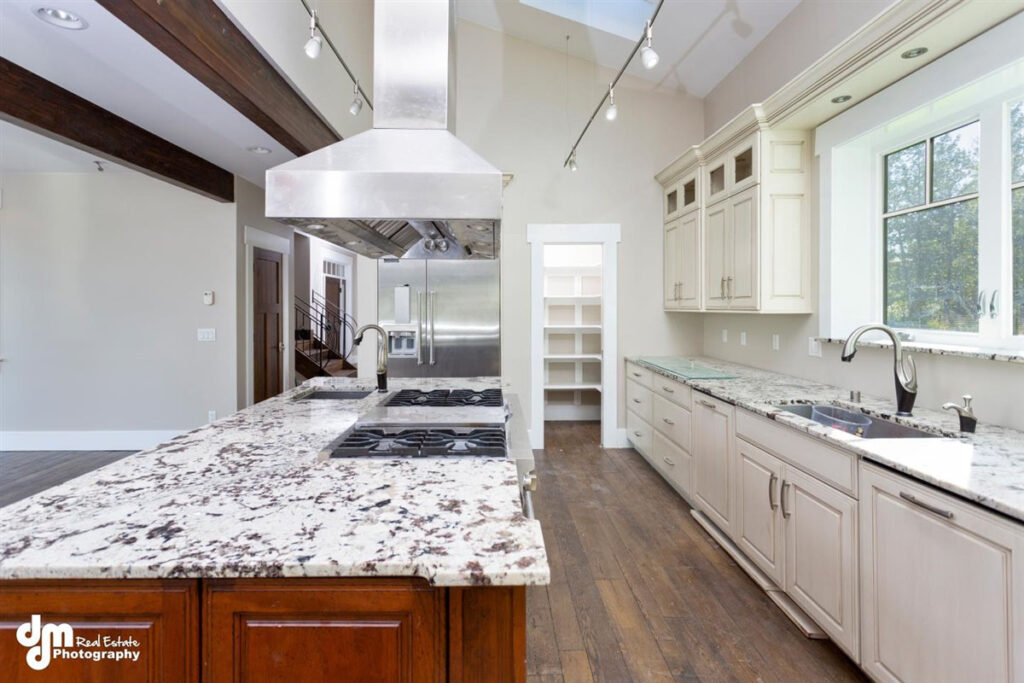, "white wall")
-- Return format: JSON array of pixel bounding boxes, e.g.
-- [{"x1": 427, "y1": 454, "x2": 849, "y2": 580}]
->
[
  {"x1": 0, "y1": 171, "x2": 238, "y2": 448},
  {"x1": 454, "y1": 20, "x2": 706, "y2": 432},
  {"x1": 702, "y1": 0, "x2": 893, "y2": 136}
]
